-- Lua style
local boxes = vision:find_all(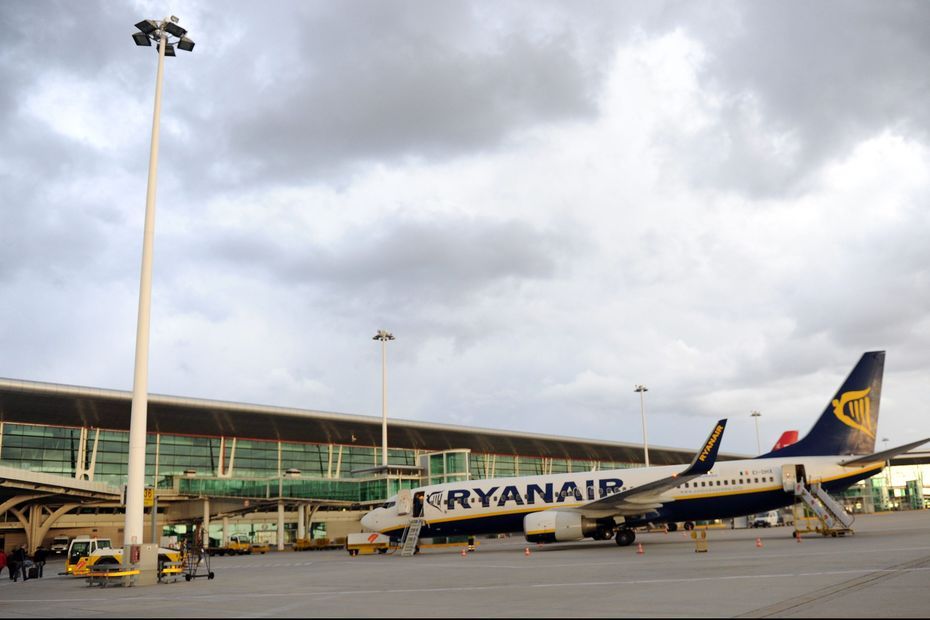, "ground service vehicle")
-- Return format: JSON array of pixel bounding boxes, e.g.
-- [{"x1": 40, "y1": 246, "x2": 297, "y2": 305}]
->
[
  {"x1": 83, "y1": 545, "x2": 184, "y2": 573},
  {"x1": 346, "y1": 532, "x2": 391, "y2": 556},
  {"x1": 227, "y1": 535, "x2": 253, "y2": 554},
  {"x1": 251, "y1": 541, "x2": 270, "y2": 554},
  {"x1": 207, "y1": 534, "x2": 256, "y2": 556},
  {"x1": 65, "y1": 536, "x2": 113, "y2": 574},
  {"x1": 50, "y1": 535, "x2": 70, "y2": 554},
  {"x1": 751, "y1": 510, "x2": 781, "y2": 528}
]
